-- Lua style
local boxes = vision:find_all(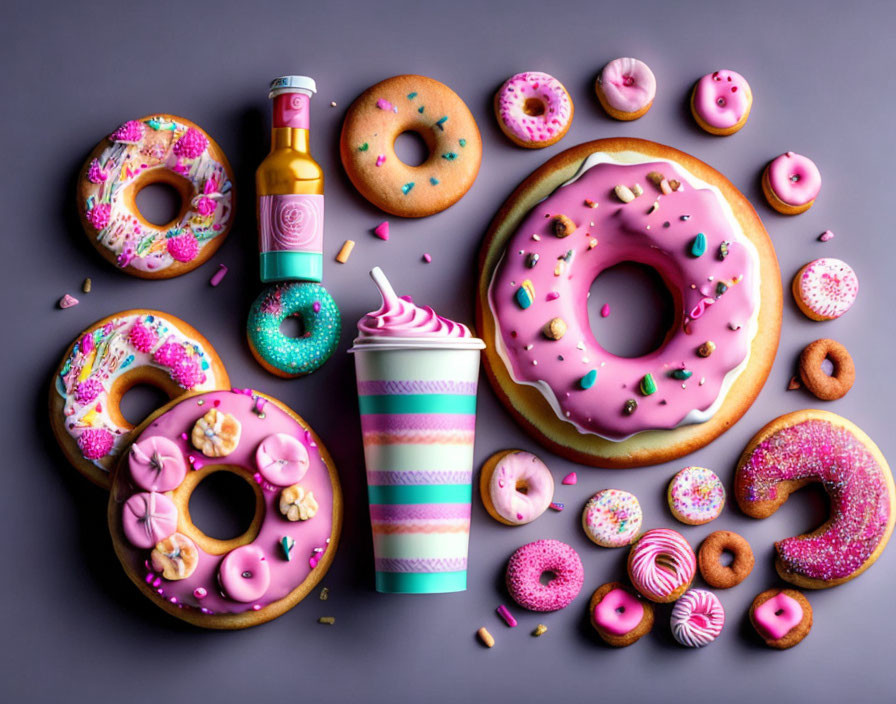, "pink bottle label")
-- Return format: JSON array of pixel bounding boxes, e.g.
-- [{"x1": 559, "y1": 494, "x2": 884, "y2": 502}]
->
[
  {"x1": 273, "y1": 93, "x2": 310, "y2": 129},
  {"x1": 258, "y1": 194, "x2": 324, "y2": 254}
]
